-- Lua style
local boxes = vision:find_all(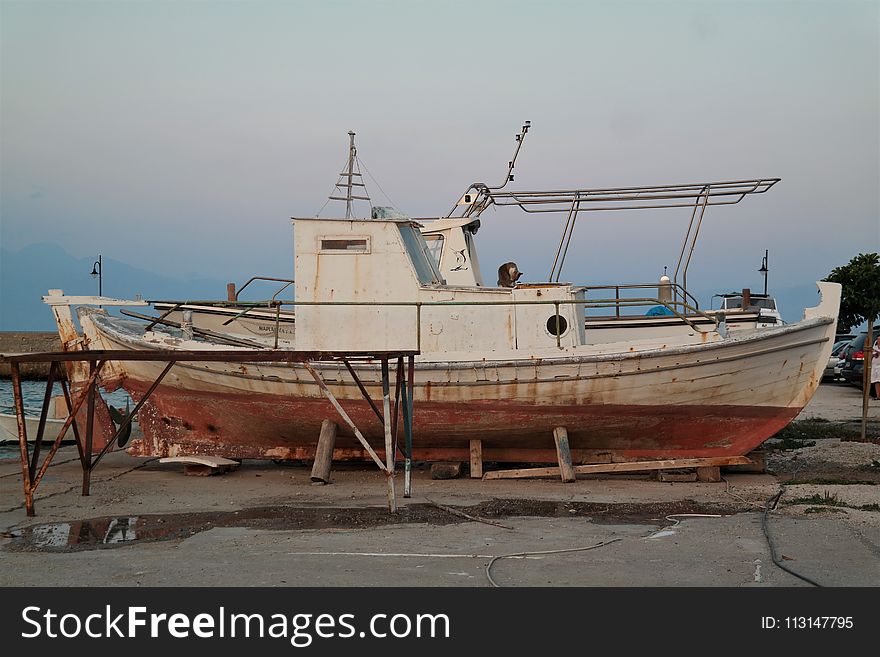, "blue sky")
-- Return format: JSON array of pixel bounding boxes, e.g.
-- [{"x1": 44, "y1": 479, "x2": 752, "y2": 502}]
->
[{"x1": 1, "y1": 0, "x2": 878, "y2": 300}]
